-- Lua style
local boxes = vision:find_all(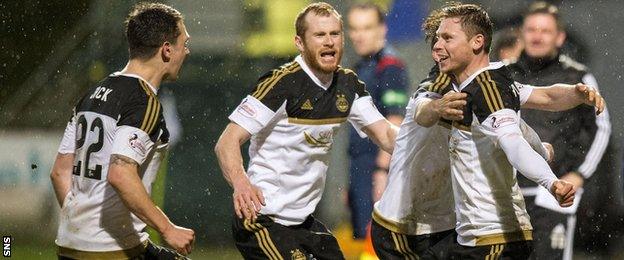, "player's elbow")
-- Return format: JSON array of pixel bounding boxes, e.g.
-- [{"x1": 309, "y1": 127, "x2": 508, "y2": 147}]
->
[{"x1": 106, "y1": 166, "x2": 125, "y2": 189}]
